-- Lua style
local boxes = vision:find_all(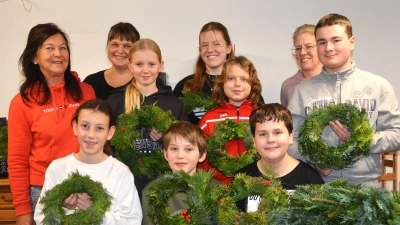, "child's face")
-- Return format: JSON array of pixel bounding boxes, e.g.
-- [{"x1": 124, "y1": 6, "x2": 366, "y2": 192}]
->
[
  {"x1": 107, "y1": 38, "x2": 132, "y2": 69},
  {"x1": 164, "y1": 135, "x2": 206, "y2": 176},
  {"x1": 128, "y1": 49, "x2": 164, "y2": 90},
  {"x1": 73, "y1": 109, "x2": 115, "y2": 163},
  {"x1": 252, "y1": 119, "x2": 294, "y2": 163},
  {"x1": 224, "y1": 64, "x2": 251, "y2": 106},
  {"x1": 316, "y1": 24, "x2": 355, "y2": 73},
  {"x1": 294, "y1": 33, "x2": 321, "y2": 73},
  {"x1": 199, "y1": 30, "x2": 232, "y2": 74}
]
